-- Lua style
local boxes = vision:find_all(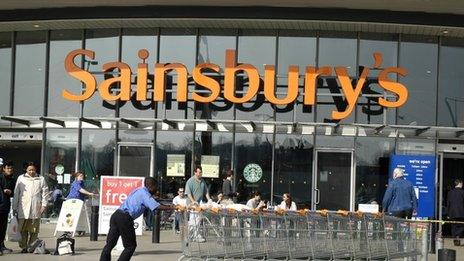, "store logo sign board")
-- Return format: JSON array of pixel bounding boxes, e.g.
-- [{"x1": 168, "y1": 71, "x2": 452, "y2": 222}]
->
[
  {"x1": 63, "y1": 49, "x2": 408, "y2": 120},
  {"x1": 243, "y1": 163, "x2": 263, "y2": 183},
  {"x1": 99, "y1": 176, "x2": 144, "y2": 235},
  {"x1": 389, "y1": 154, "x2": 436, "y2": 218}
]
